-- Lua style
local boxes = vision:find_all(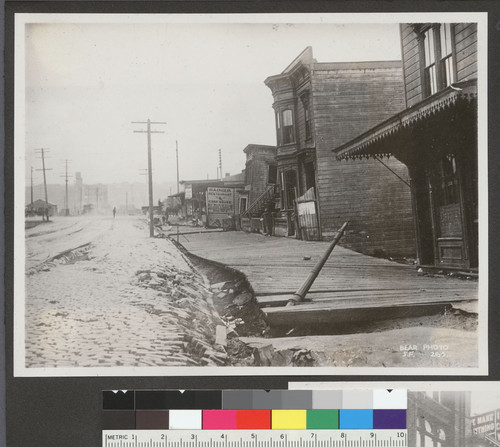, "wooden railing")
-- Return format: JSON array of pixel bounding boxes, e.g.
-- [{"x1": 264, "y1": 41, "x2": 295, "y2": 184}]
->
[{"x1": 241, "y1": 184, "x2": 278, "y2": 218}]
